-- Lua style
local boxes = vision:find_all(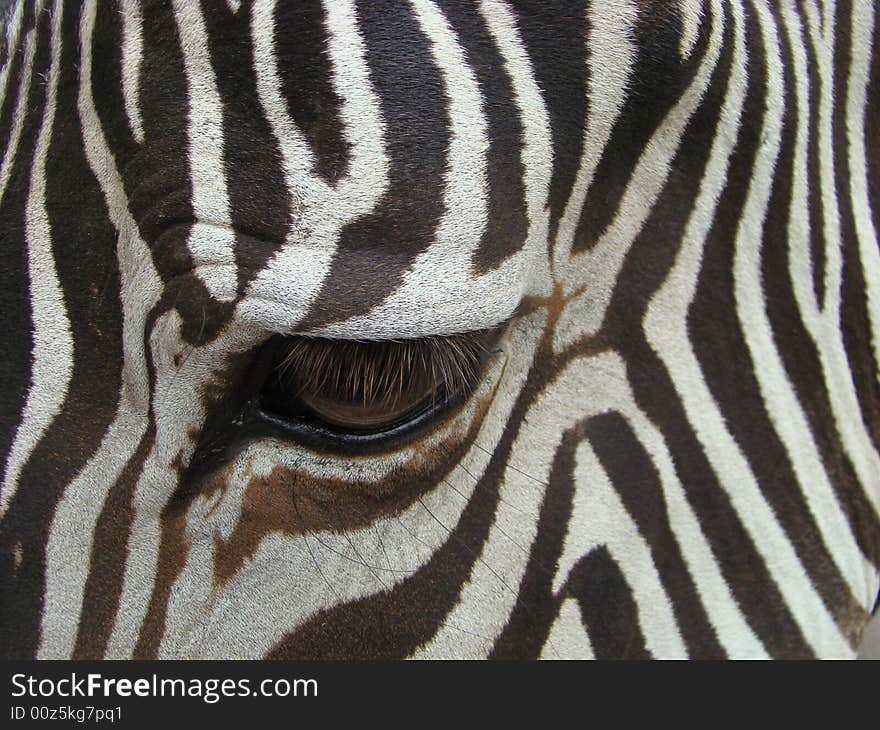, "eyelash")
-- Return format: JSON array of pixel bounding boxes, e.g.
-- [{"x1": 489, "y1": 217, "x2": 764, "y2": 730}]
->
[
  {"x1": 277, "y1": 334, "x2": 485, "y2": 404},
  {"x1": 260, "y1": 331, "x2": 493, "y2": 434}
]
